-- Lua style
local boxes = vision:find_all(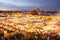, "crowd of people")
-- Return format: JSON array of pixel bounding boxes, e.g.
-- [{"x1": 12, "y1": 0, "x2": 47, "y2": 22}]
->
[{"x1": 0, "y1": 15, "x2": 60, "y2": 40}]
